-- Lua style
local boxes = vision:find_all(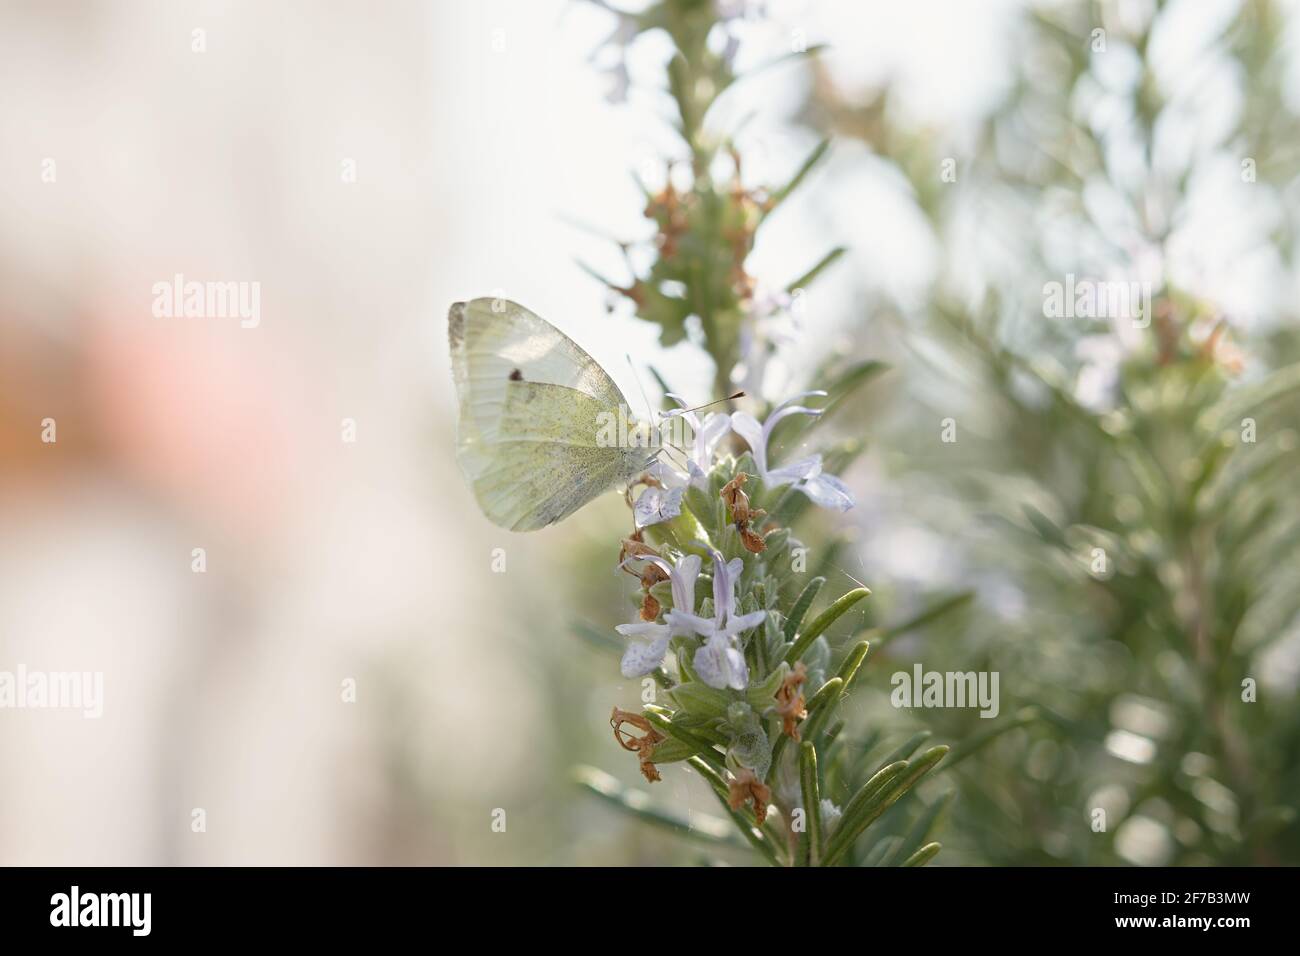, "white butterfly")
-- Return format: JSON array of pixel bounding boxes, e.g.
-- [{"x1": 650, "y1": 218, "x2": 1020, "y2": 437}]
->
[{"x1": 448, "y1": 297, "x2": 661, "y2": 531}]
